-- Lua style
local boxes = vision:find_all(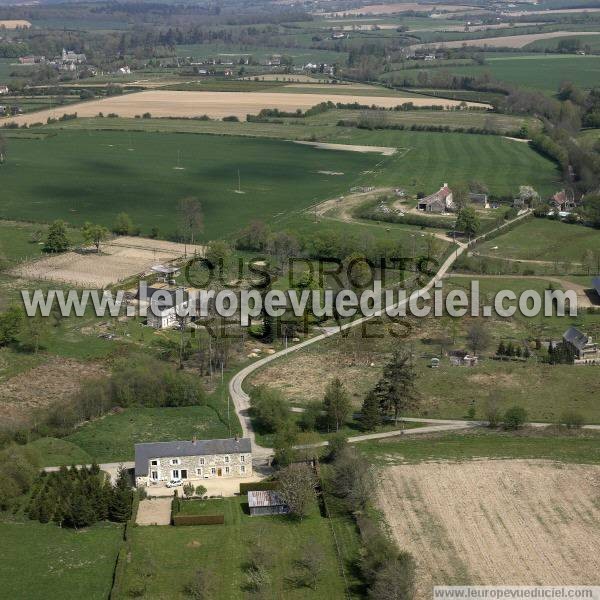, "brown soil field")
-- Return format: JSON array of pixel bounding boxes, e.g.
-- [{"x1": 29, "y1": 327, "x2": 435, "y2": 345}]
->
[
  {"x1": 0, "y1": 20, "x2": 31, "y2": 29},
  {"x1": 5, "y1": 90, "x2": 488, "y2": 126},
  {"x1": 412, "y1": 30, "x2": 600, "y2": 50},
  {"x1": 11, "y1": 236, "x2": 204, "y2": 288},
  {"x1": 0, "y1": 358, "x2": 107, "y2": 429},
  {"x1": 377, "y1": 460, "x2": 600, "y2": 597}
]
